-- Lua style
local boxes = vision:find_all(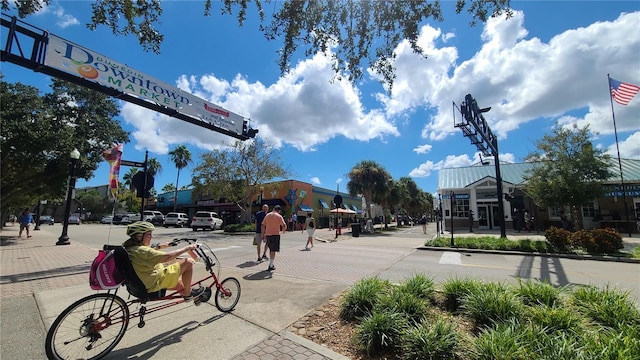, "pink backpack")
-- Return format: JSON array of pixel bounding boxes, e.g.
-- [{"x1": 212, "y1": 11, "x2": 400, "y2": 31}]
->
[{"x1": 89, "y1": 250, "x2": 125, "y2": 290}]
